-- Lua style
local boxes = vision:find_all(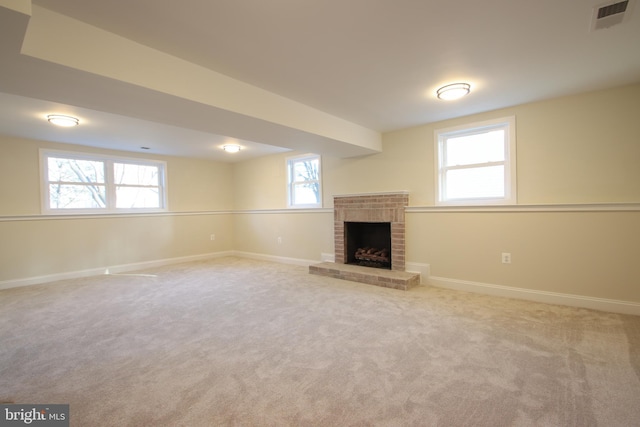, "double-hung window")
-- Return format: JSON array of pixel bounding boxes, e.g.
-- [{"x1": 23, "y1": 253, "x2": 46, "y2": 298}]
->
[
  {"x1": 286, "y1": 153, "x2": 322, "y2": 208},
  {"x1": 434, "y1": 116, "x2": 516, "y2": 205},
  {"x1": 41, "y1": 149, "x2": 167, "y2": 213}
]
